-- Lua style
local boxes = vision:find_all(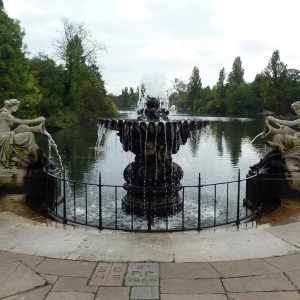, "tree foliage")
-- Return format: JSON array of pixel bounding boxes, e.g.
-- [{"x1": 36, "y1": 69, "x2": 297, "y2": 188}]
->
[
  {"x1": 169, "y1": 78, "x2": 187, "y2": 111},
  {"x1": 0, "y1": 3, "x2": 26, "y2": 99},
  {"x1": 261, "y1": 50, "x2": 288, "y2": 113},
  {"x1": 0, "y1": 1, "x2": 45, "y2": 118},
  {"x1": 0, "y1": 7, "x2": 117, "y2": 127},
  {"x1": 187, "y1": 66, "x2": 202, "y2": 113},
  {"x1": 214, "y1": 67, "x2": 227, "y2": 113},
  {"x1": 227, "y1": 56, "x2": 244, "y2": 85}
]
